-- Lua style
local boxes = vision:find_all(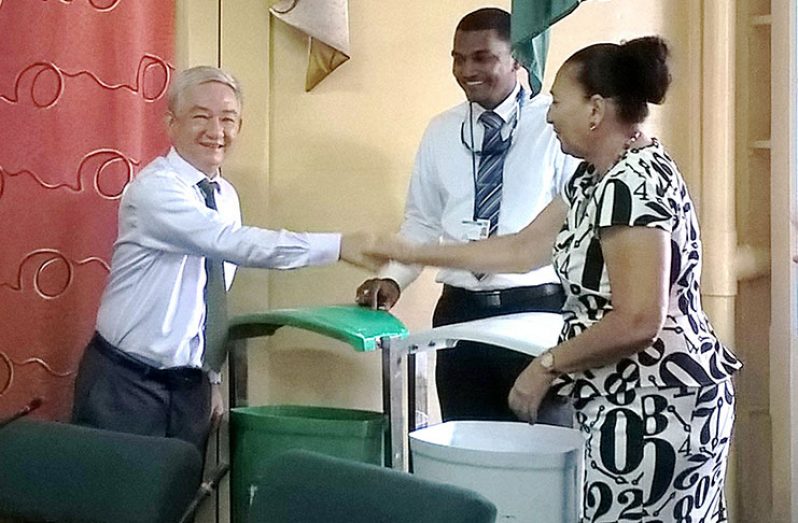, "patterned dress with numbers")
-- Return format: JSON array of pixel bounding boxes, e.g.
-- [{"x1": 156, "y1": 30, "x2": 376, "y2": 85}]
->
[{"x1": 551, "y1": 139, "x2": 742, "y2": 523}]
